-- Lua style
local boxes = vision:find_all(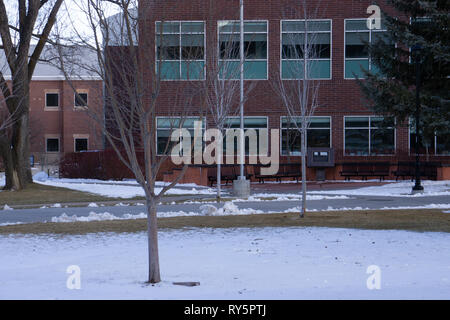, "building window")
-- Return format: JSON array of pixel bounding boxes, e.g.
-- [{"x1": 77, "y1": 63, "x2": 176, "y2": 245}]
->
[
  {"x1": 156, "y1": 117, "x2": 204, "y2": 155},
  {"x1": 75, "y1": 138, "x2": 88, "y2": 152},
  {"x1": 281, "y1": 116, "x2": 331, "y2": 155},
  {"x1": 281, "y1": 20, "x2": 331, "y2": 79},
  {"x1": 409, "y1": 119, "x2": 450, "y2": 155},
  {"x1": 156, "y1": 21, "x2": 205, "y2": 80},
  {"x1": 344, "y1": 116, "x2": 395, "y2": 156},
  {"x1": 218, "y1": 21, "x2": 268, "y2": 80},
  {"x1": 74, "y1": 92, "x2": 88, "y2": 107},
  {"x1": 46, "y1": 138, "x2": 60, "y2": 153},
  {"x1": 344, "y1": 19, "x2": 391, "y2": 79},
  {"x1": 45, "y1": 93, "x2": 59, "y2": 108},
  {"x1": 224, "y1": 117, "x2": 268, "y2": 155}
]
